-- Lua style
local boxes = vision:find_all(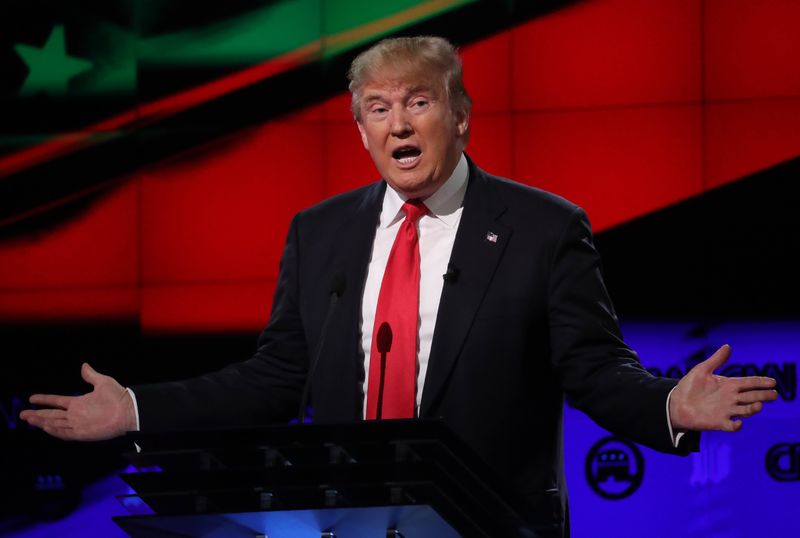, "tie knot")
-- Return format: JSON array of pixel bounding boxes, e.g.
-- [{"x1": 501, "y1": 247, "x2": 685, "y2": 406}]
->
[{"x1": 401, "y1": 199, "x2": 427, "y2": 223}]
